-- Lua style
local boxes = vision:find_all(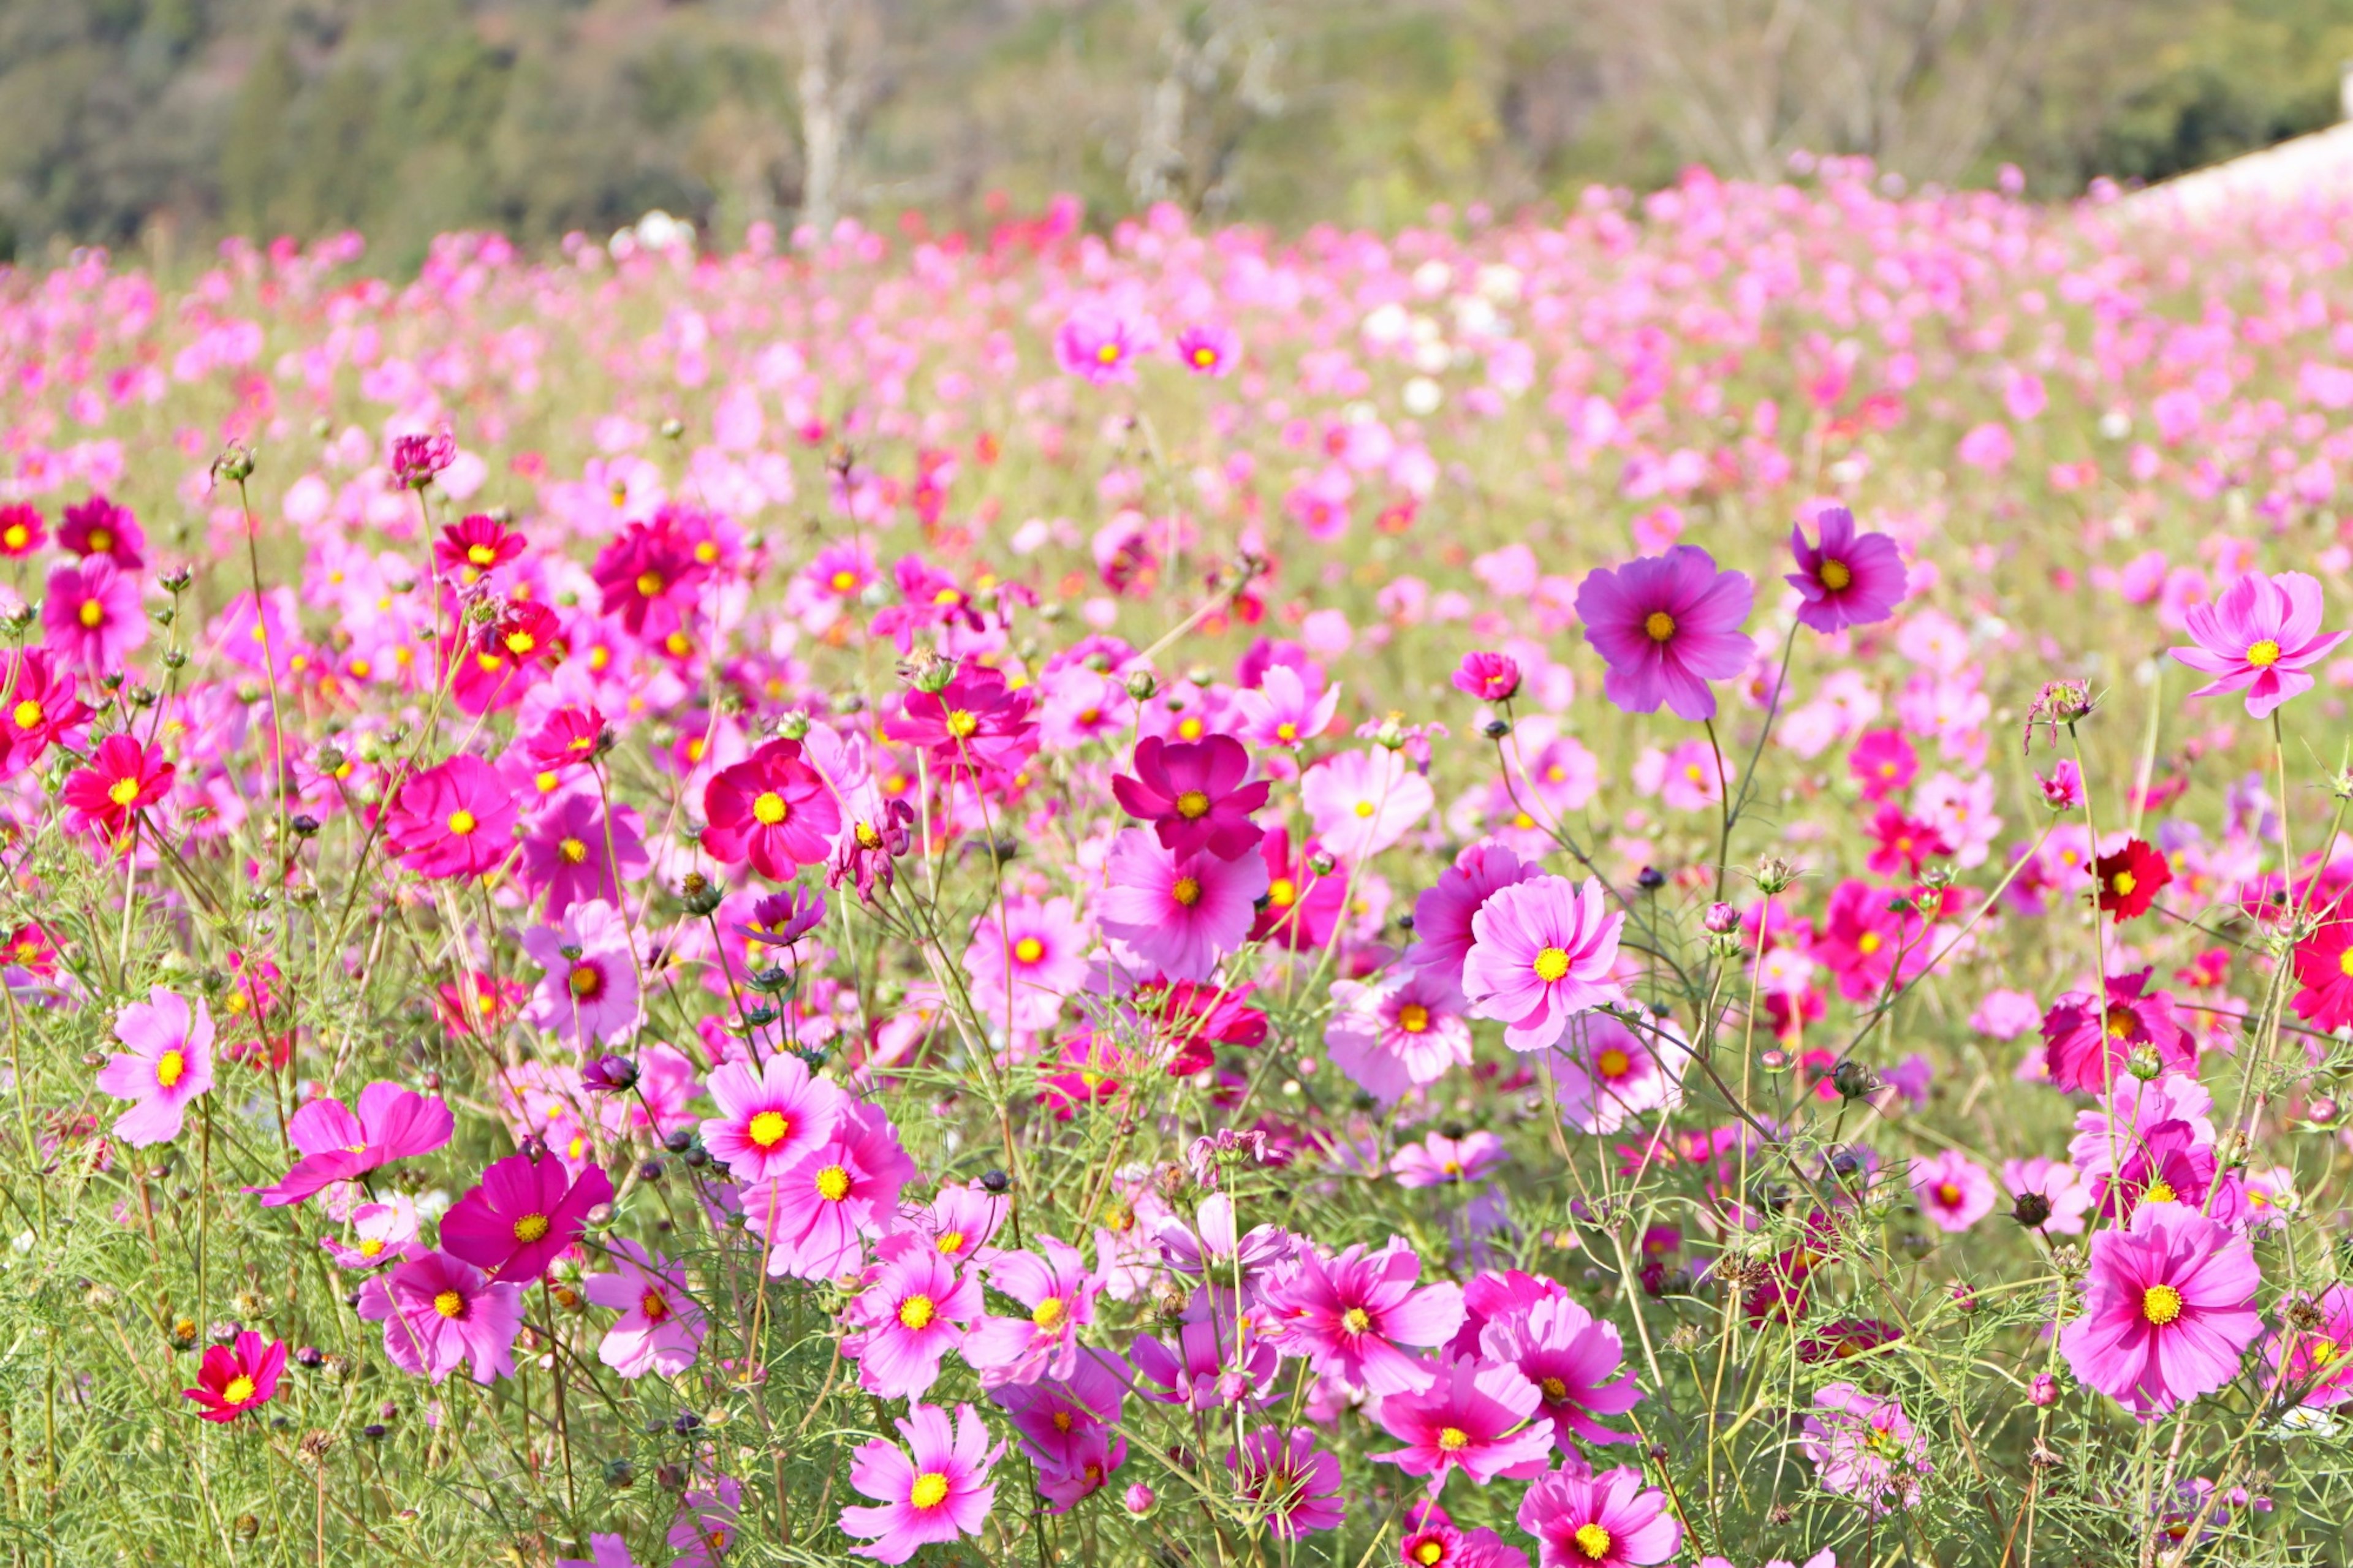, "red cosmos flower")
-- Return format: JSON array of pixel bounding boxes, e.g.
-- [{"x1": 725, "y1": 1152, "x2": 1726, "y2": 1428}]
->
[
  {"x1": 702, "y1": 738, "x2": 841, "y2": 879},
  {"x1": 0, "y1": 650, "x2": 91, "y2": 780},
  {"x1": 1864, "y1": 806, "x2": 1950, "y2": 879},
  {"x1": 62, "y1": 734, "x2": 174, "y2": 846},
  {"x1": 2290, "y1": 917, "x2": 2353, "y2": 1031},
  {"x1": 885, "y1": 661, "x2": 1038, "y2": 771},
  {"x1": 1111, "y1": 733, "x2": 1270, "y2": 859},
  {"x1": 58, "y1": 494, "x2": 145, "y2": 569},
  {"x1": 2094, "y1": 838, "x2": 2172, "y2": 923},
  {"x1": 1126, "y1": 979, "x2": 1269, "y2": 1075},
  {"x1": 434, "y1": 513, "x2": 526, "y2": 581},
  {"x1": 0, "y1": 504, "x2": 43, "y2": 559},
  {"x1": 384, "y1": 755, "x2": 519, "y2": 880},
  {"x1": 450, "y1": 600, "x2": 561, "y2": 714},
  {"x1": 1809, "y1": 879, "x2": 1924, "y2": 1001},
  {"x1": 183, "y1": 1330, "x2": 286, "y2": 1423}
]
